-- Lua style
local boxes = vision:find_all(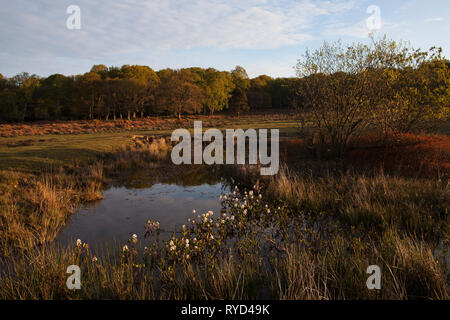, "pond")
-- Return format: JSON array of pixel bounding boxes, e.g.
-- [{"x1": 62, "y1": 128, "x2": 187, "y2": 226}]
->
[{"x1": 55, "y1": 166, "x2": 228, "y2": 250}]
